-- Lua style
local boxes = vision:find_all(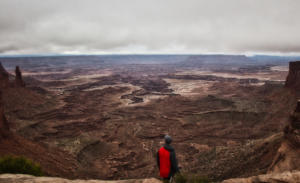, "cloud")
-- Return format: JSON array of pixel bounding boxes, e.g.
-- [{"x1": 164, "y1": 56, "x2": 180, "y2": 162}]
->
[{"x1": 0, "y1": 0, "x2": 300, "y2": 54}]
